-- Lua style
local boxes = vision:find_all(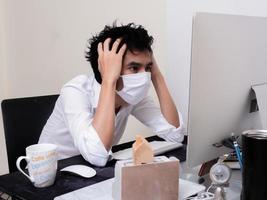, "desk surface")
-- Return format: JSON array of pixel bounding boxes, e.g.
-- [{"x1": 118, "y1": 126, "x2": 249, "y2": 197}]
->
[{"x1": 0, "y1": 136, "x2": 187, "y2": 200}]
